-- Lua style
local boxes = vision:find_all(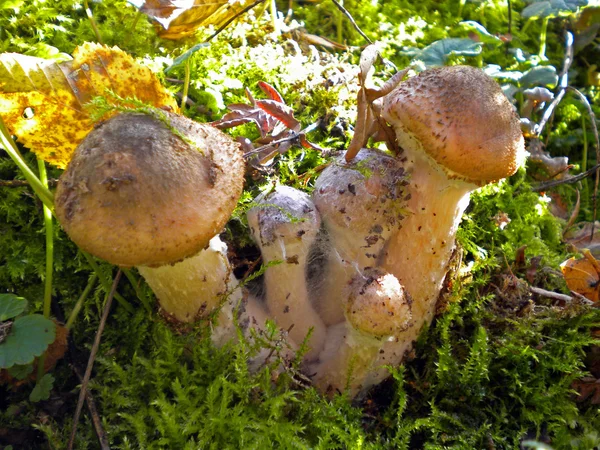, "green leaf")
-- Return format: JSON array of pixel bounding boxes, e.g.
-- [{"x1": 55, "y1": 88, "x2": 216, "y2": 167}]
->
[
  {"x1": 521, "y1": 0, "x2": 588, "y2": 19},
  {"x1": 0, "y1": 0, "x2": 24, "y2": 10},
  {"x1": 0, "y1": 293, "x2": 27, "y2": 321},
  {"x1": 0, "y1": 315, "x2": 56, "y2": 369},
  {"x1": 460, "y1": 21, "x2": 503, "y2": 46},
  {"x1": 29, "y1": 373, "x2": 54, "y2": 402},
  {"x1": 7, "y1": 363, "x2": 33, "y2": 380},
  {"x1": 165, "y1": 43, "x2": 210, "y2": 74},
  {"x1": 410, "y1": 38, "x2": 482, "y2": 67},
  {"x1": 520, "y1": 66, "x2": 558, "y2": 87}
]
